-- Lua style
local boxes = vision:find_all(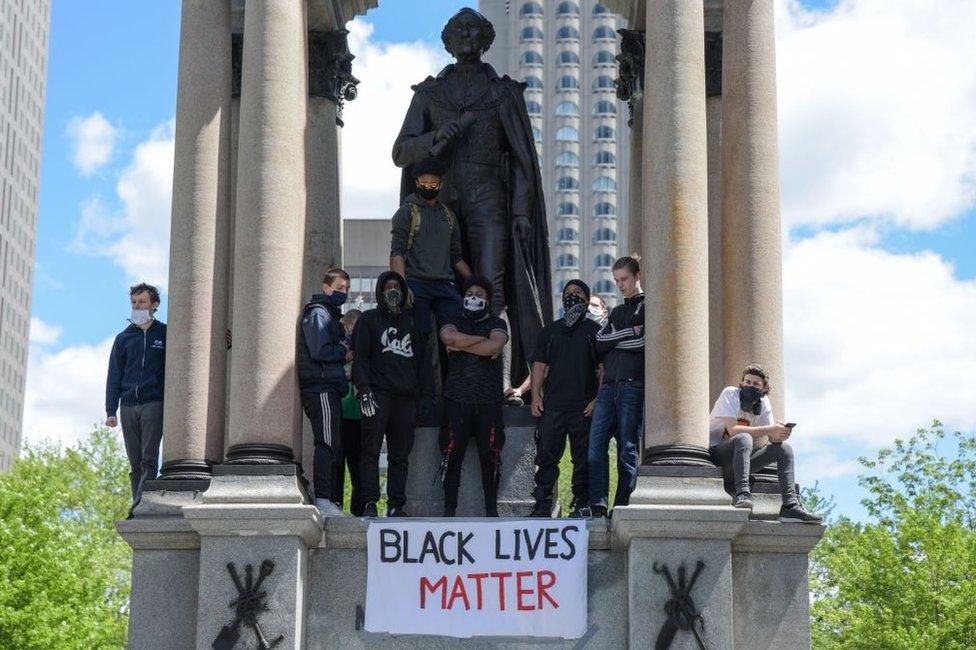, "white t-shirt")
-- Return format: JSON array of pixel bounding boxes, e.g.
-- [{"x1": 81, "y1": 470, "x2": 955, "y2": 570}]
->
[{"x1": 708, "y1": 386, "x2": 774, "y2": 448}]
